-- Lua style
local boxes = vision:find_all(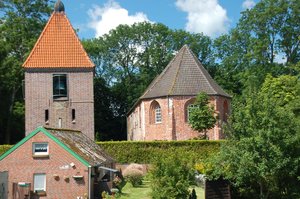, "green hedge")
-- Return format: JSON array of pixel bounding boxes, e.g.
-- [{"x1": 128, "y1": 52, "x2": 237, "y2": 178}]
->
[
  {"x1": 0, "y1": 145, "x2": 12, "y2": 156},
  {"x1": 0, "y1": 140, "x2": 221, "y2": 164},
  {"x1": 97, "y1": 140, "x2": 222, "y2": 164}
]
